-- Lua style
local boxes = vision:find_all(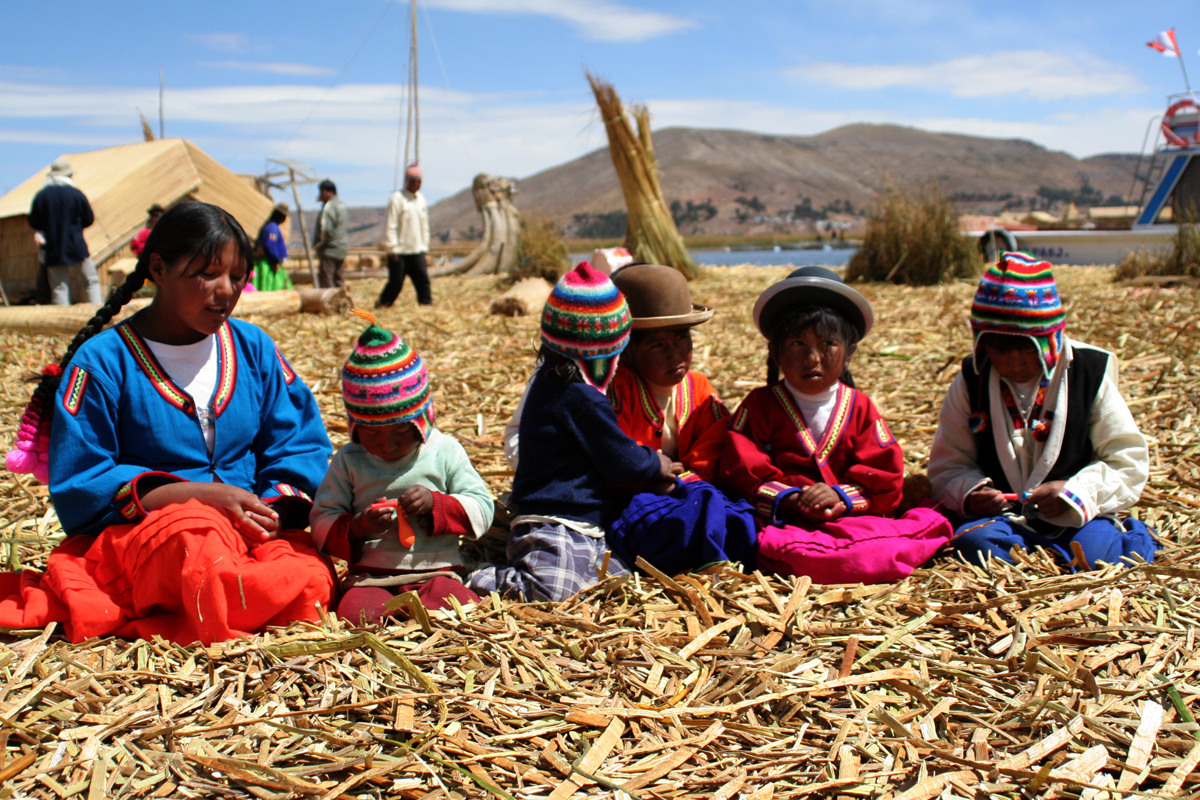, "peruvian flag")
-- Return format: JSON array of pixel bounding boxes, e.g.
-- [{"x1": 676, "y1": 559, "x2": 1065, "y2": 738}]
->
[{"x1": 1147, "y1": 29, "x2": 1181, "y2": 57}]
